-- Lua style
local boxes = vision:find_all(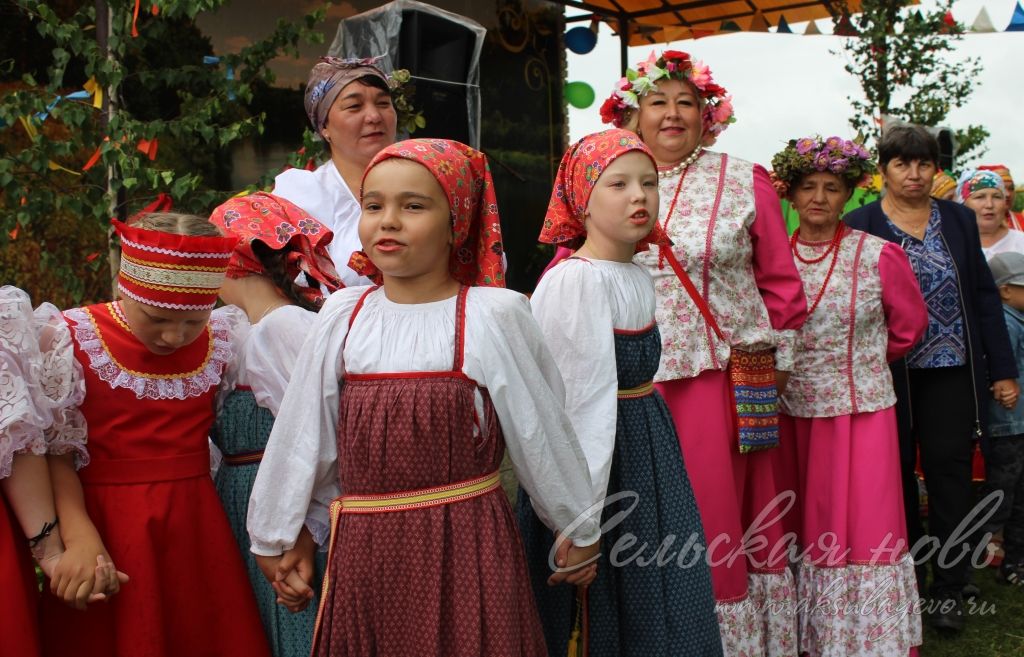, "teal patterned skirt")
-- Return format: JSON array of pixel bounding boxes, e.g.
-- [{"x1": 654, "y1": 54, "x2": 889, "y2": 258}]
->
[{"x1": 213, "y1": 389, "x2": 325, "y2": 657}]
